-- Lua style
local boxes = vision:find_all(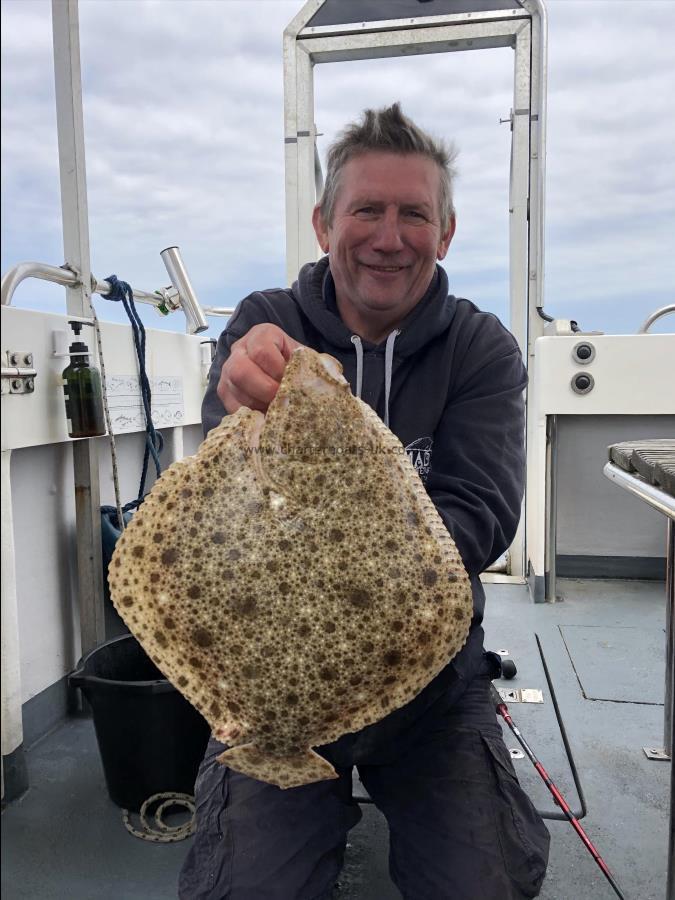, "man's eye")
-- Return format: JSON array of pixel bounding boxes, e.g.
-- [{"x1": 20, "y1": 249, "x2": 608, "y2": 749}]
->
[
  {"x1": 404, "y1": 210, "x2": 426, "y2": 220},
  {"x1": 354, "y1": 207, "x2": 376, "y2": 216}
]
